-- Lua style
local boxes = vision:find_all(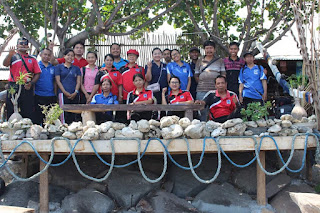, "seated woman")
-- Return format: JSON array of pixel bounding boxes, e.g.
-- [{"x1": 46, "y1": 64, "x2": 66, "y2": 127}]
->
[
  {"x1": 162, "y1": 76, "x2": 194, "y2": 117},
  {"x1": 127, "y1": 73, "x2": 153, "y2": 121},
  {"x1": 91, "y1": 78, "x2": 118, "y2": 123}
]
